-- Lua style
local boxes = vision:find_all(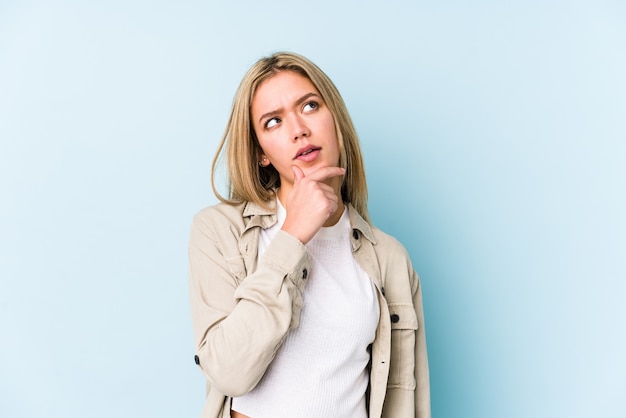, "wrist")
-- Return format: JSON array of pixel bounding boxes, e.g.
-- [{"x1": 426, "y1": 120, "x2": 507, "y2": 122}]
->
[{"x1": 281, "y1": 223, "x2": 310, "y2": 245}]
